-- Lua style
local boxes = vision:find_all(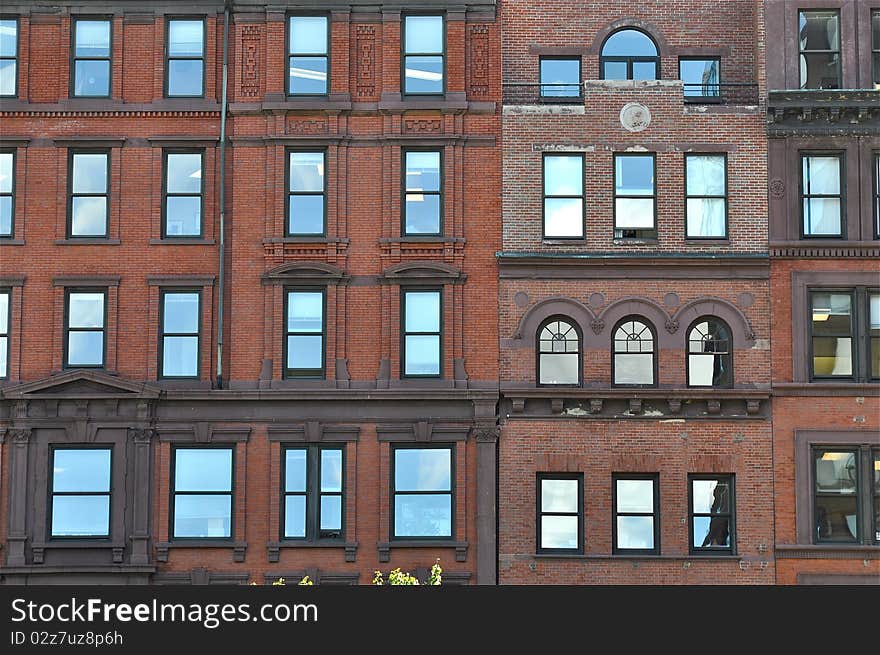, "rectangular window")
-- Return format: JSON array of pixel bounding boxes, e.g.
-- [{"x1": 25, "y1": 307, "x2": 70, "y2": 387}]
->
[
  {"x1": 537, "y1": 474, "x2": 583, "y2": 553},
  {"x1": 50, "y1": 448, "x2": 111, "y2": 538},
  {"x1": 679, "y1": 57, "x2": 720, "y2": 99},
  {"x1": 685, "y1": 154, "x2": 727, "y2": 238},
  {"x1": 0, "y1": 18, "x2": 17, "y2": 96},
  {"x1": 288, "y1": 16, "x2": 328, "y2": 95},
  {"x1": 689, "y1": 475, "x2": 735, "y2": 554},
  {"x1": 65, "y1": 289, "x2": 106, "y2": 368},
  {"x1": 166, "y1": 19, "x2": 205, "y2": 97},
  {"x1": 285, "y1": 290, "x2": 324, "y2": 378},
  {"x1": 68, "y1": 150, "x2": 109, "y2": 237},
  {"x1": 874, "y1": 11, "x2": 880, "y2": 87},
  {"x1": 403, "y1": 150, "x2": 442, "y2": 235},
  {"x1": 798, "y1": 10, "x2": 840, "y2": 89},
  {"x1": 0, "y1": 149, "x2": 13, "y2": 237},
  {"x1": 614, "y1": 153, "x2": 656, "y2": 239},
  {"x1": 814, "y1": 449, "x2": 859, "y2": 543},
  {"x1": 402, "y1": 289, "x2": 441, "y2": 377},
  {"x1": 613, "y1": 474, "x2": 659, "y2": 554},
  {"x1": 801, "y1": 154, "x2": 843, "y2": 237},
  {"x1": 543, "y1": 154, "x2": 584, "y2": 238},
  {"x1": 810, "y1": 288, "x2": 879, "y2": 382},
  {"x1": 0, "y1": 289, "x2": 8, "y2": 379},
  {"x1": 392, "y1": 446, "x2": 453, "y2": 539},
  {"x1": 403, "y1": 15, "x2": 444, "y2": 95},
  {"x1": 160, "y1": 290, "x2": 200, "y2": 378},
  {"x1": 172, "y1": 447, "x2": 232, "y2": 539},
  {"x1": 282, "y1": 446, "x2": 344, "y2": 540},
  {"x1": 874, "y1": 449, "x2": 880, "y2": 544},
  {"x1": 874, "y1": 154, "x2": 879, "y2": 239},
  {"x1": 287, "y1": 150, "x2": 325, "y2": 236},
  {"x1": 540, "y1": 57, "x2": 581, "y2": 98},
  {"x1": 870, "y1": 292, "x2": 880, "y2": 381},
  {"x1": 163, "y1": 150, "x2": 203, "y2": 237},
  {"x1": 72, "y1": 18, "x2": 111, "y2": 97}
]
